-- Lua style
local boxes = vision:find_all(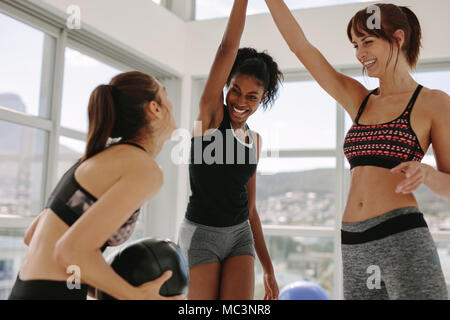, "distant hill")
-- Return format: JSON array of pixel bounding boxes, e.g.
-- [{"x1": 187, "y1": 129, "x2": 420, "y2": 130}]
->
[
  {"x1": 256, "y1": 168, "x2": 450, "y2": 216},
  {"x1": 256, "y1": 169, "x2": 335, "y2": 200}
]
